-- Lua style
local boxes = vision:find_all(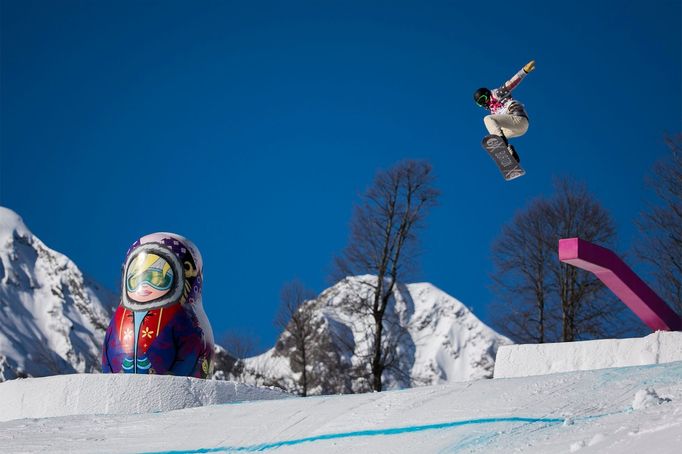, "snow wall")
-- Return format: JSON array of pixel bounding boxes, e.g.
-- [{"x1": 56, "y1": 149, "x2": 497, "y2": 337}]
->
[
  {"x1": 0, "y1": 374, "x2": 288, "y2": 422},
  {"x1": 494, "y1": 331, "x2": 682, "y2": 379}
]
